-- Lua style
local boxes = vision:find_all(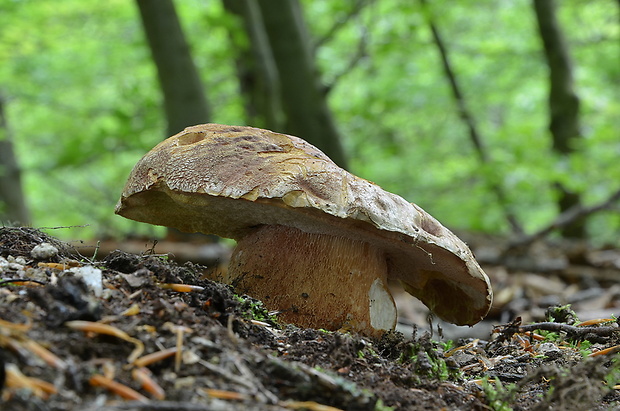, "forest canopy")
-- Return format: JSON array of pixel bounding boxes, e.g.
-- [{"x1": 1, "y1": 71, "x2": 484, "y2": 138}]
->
[{"x1": 0, "y1": 0, "x2": 618, "y2": 244}]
